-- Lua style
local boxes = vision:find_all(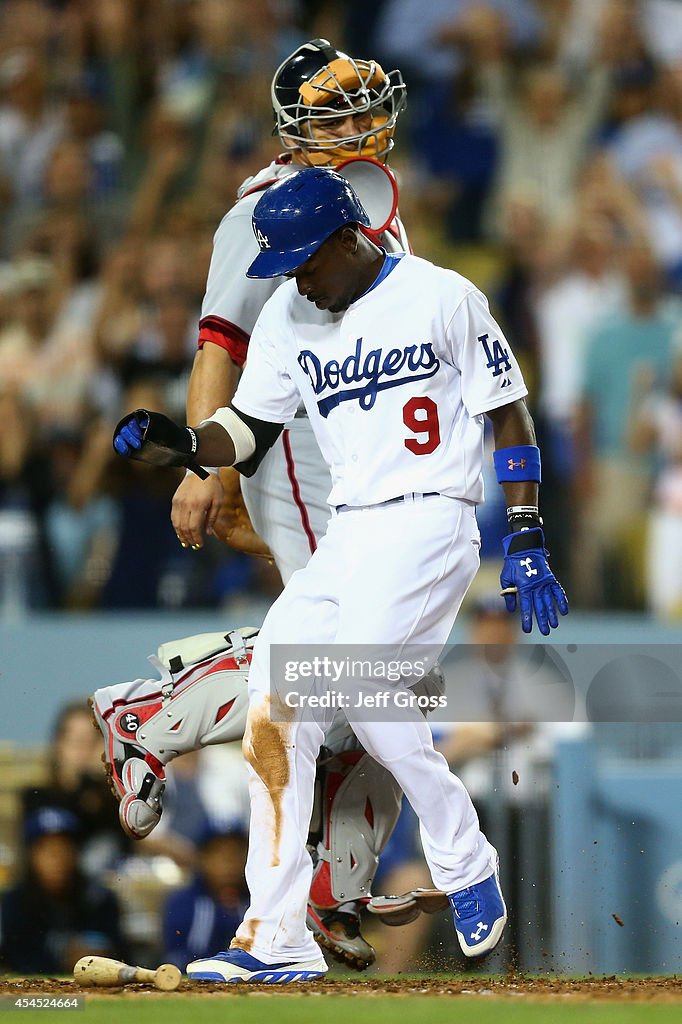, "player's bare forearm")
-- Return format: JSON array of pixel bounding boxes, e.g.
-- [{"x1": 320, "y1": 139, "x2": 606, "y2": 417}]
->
[
  {"x1": 170, "y1": 417, "x2": 237, "y2": 550},
  {"x1": 187, "y1": 343, "x2": 238, "y2": 423},
  {"x1": 171, "y1": 345, "x2": 239, "y2": 550},
  {"x1": 486, "y1": 399, "x2": 538, "y2": 508},
  {"x1": 192, "y1": 420, "x2": 237, "y2": 467}
]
